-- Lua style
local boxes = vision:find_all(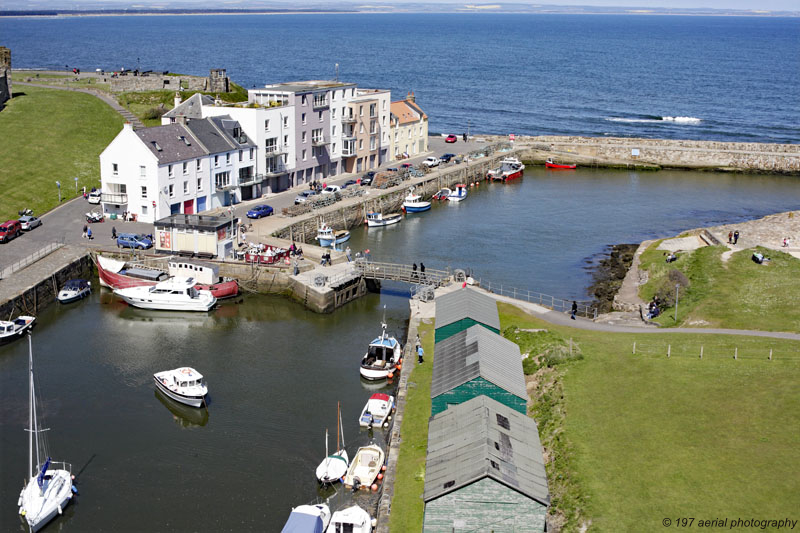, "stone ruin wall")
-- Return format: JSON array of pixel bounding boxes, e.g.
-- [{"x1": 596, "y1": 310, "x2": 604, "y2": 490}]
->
[
  {"x1": 0, "y1": 46, "x2": 11, "y2": 109},
  {"x1": 110, "y1": 69, "x2": 230, "y2": 94}
]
